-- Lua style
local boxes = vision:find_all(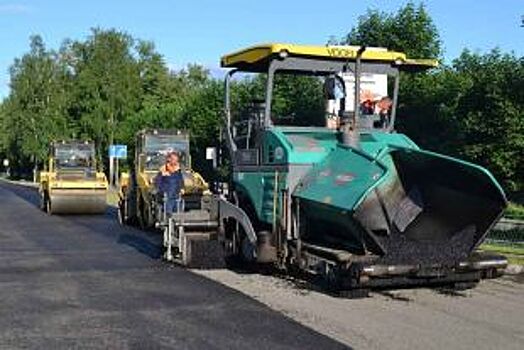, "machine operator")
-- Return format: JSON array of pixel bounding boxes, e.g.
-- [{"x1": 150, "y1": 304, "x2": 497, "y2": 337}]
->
[{"x1": 155, "y1": 151, "x2": 184, "y2": 215}]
